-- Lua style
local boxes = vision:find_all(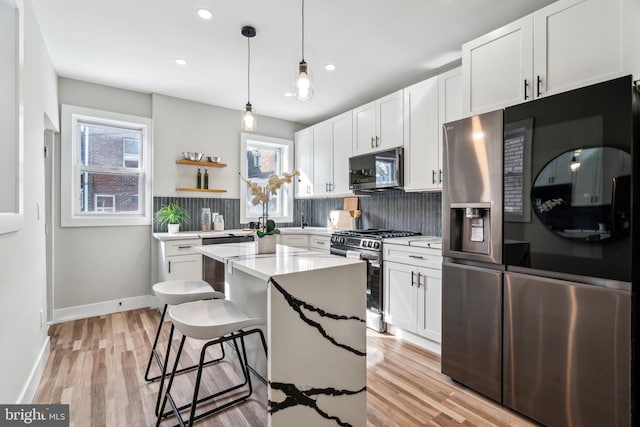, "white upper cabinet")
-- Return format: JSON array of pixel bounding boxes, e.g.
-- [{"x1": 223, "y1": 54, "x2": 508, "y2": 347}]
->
[
  {"x1": 403, "y1": 76, "x2": 439, "y2": 191},
  {"x1": 294, "y1": 127, "x2": 313, "y2": 197},
  {"x1": 312, "y1": 120, "x2": 333, "y2": 196},
  {"x1": 353, "y1": 90, "x2": 403, "y2": 155},
  {"x1": 331, "y1": 111, "x2": 353, "y2": 195},
  {"x1": 404, "y1": 67, "x2": 462, "y2": 192},
  {"x1": 462, "y1": 0, "x2": 634, "y2": 116},
  {"x1": 462, "y1": 16, "x2": 533, "y2": 115},
  {"x1": 295, "y1": 112, "x2": 353, "y2": 198},
  {"x1": 533, "y1": 0, "x2": 625, "y2": 97}
]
